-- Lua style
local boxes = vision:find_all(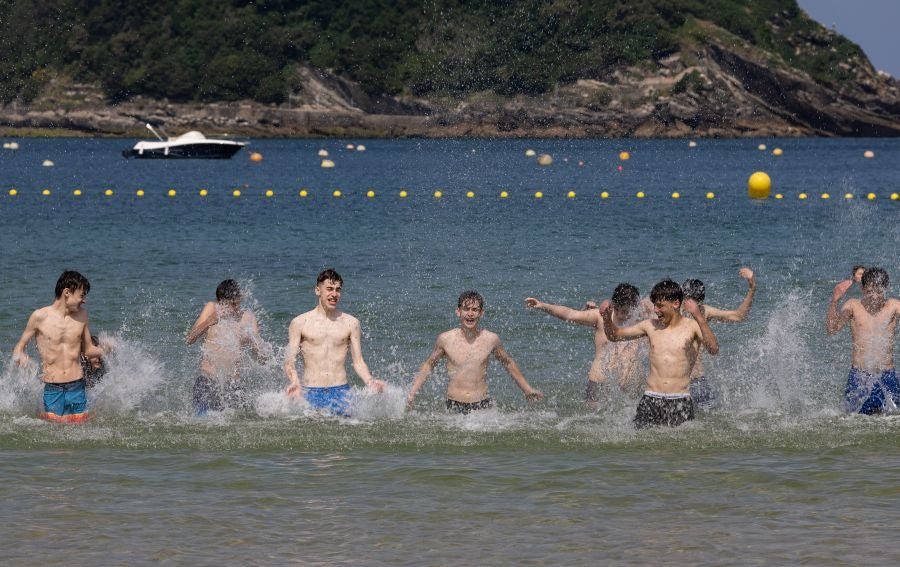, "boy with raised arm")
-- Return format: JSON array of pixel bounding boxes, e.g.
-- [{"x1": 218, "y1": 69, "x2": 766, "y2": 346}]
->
[
  {"x1": 186, "y1": 279, "x2": 265, "y2": 415},
  {"x1": 284, "y1": 269, "x2": 386, "y2": 415},
  {"x1": 12, "y1": 271, "x2": 110, "y2": 422},
  {"x1": 408, "y1": 291, "x2": 543, "y2": 414},
  {"x1": 601, "y1": 279, "x2": 719, "y2": 428},
  {"x1": 525, "y1": 283, "x2": 644, "y2": 407},
  {"x1": 681, "y1": 267, "x2": 756, "y2": 409},
  {"x1": 826, "y1": 267, "x2": 900, "y2": 414}
]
